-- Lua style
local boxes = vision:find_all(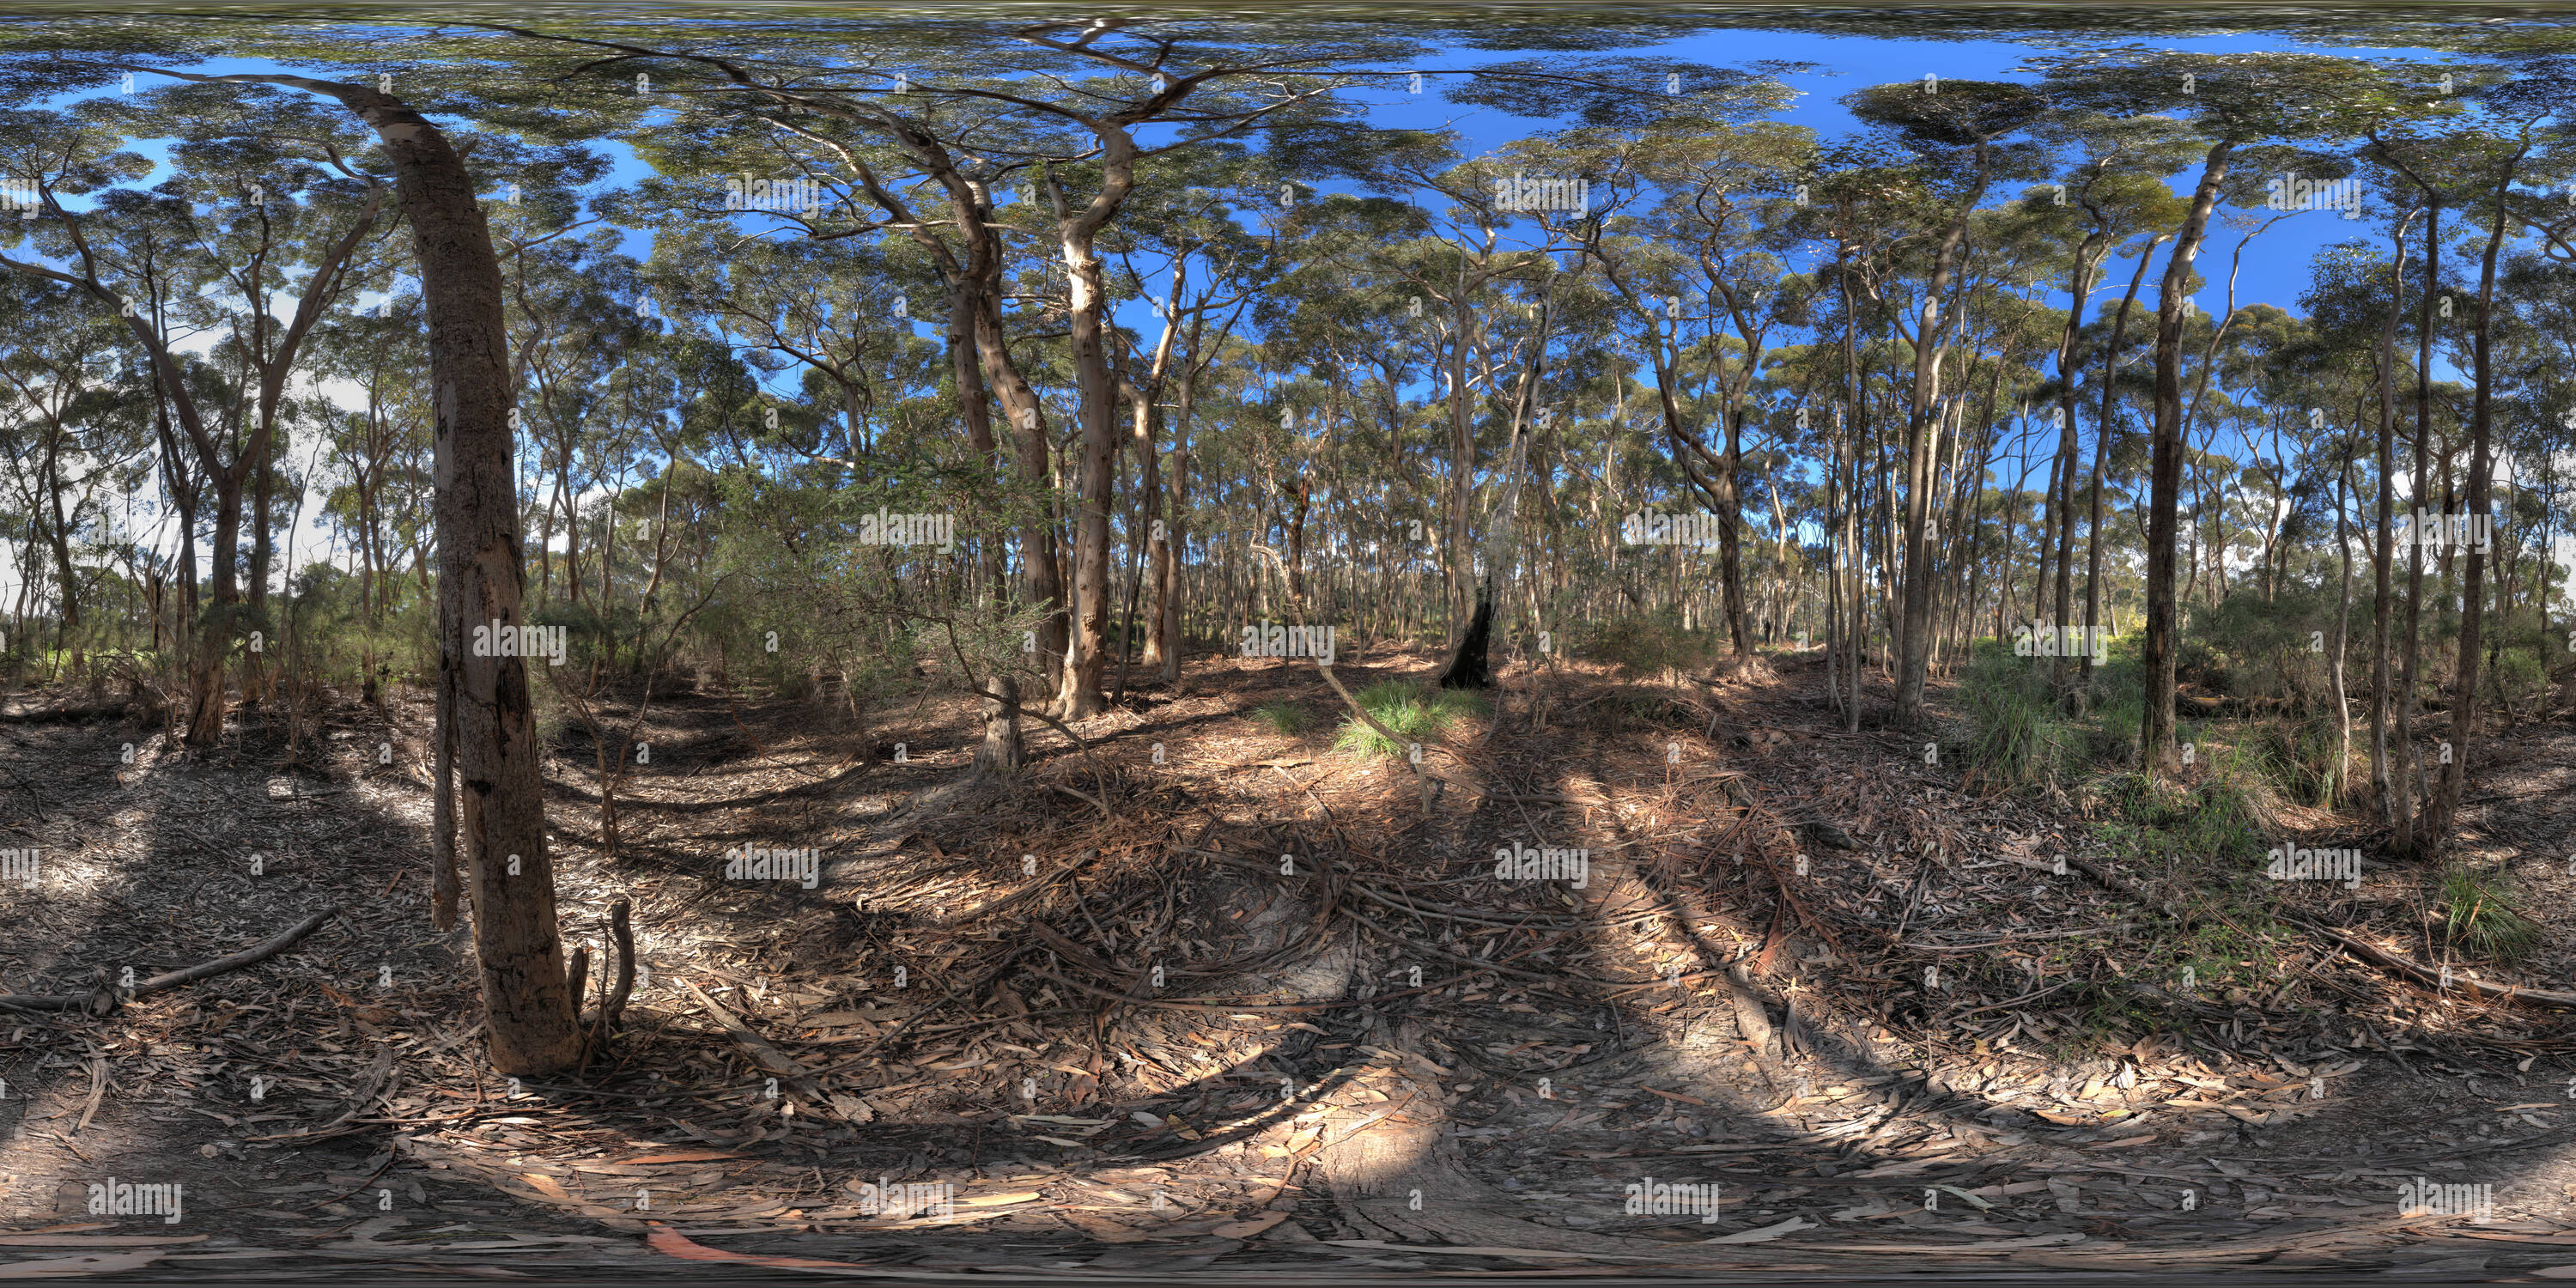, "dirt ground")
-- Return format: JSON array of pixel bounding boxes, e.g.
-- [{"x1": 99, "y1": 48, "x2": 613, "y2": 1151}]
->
[{"x1": 4, "y1": 647, "x2": 2576, "y2": 1279}]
